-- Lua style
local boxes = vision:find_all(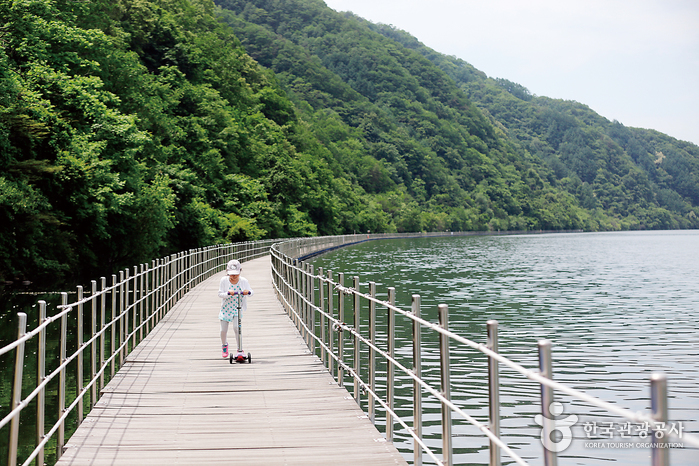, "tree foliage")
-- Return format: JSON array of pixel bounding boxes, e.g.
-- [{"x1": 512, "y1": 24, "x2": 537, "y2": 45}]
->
[
  {"x1": 1, "y1": 0, "x2": 698, "y2": 287},
  {"x1": 374, "y1": 23, "x2": 699, "y2": 230},
  {"x1": 1, "y1": 0, "x2": 334, "y2": 286}
]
